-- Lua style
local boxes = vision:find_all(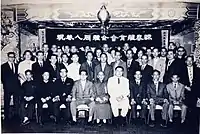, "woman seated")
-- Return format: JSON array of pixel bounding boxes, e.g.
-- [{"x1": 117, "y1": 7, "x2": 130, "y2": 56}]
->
[{"x1": 93, "y1": 71, "x2": 112, "y2": 125}]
